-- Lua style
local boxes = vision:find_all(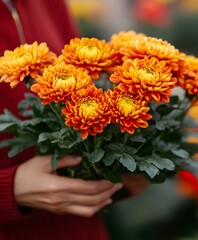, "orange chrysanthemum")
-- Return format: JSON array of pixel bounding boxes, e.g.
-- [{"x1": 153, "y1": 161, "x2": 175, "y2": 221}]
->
[
  {"x1": 31, "y1": 63, "x2": 93, "y2": 105},
  {"x1": 109, "y1": 31, "x2": 145, "y2": 64},
  {"x1": 0, "y1": 42, "x2": 56, "y2": 88},
  {"x1": 109, "y1": 31, "x2": 146, "y2": 52},
  {"x1": 62, "y1": 85, "x2": 111, "y2": 139},
  {"x1": 110, "y1": 57, "x2": 177, "y2": 103},
  {"x1": 120, "y1": 36, "x2": 188, "y2": 78},
  {"x1": 179, "y1": 55, "x2": 198, "y2": 95},
  {"x1": 60, "y1": 37, "x2": 117, "y2": 79},
  {"x1": 108, "y1": 88, "x2": 152, "y2": 134}
]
